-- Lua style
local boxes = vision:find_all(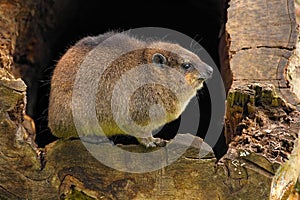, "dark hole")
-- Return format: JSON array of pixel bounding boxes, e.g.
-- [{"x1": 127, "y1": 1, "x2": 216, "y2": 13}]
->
[{"x1": 22, "y1": 0, "x2": 228, "y2": 159}]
